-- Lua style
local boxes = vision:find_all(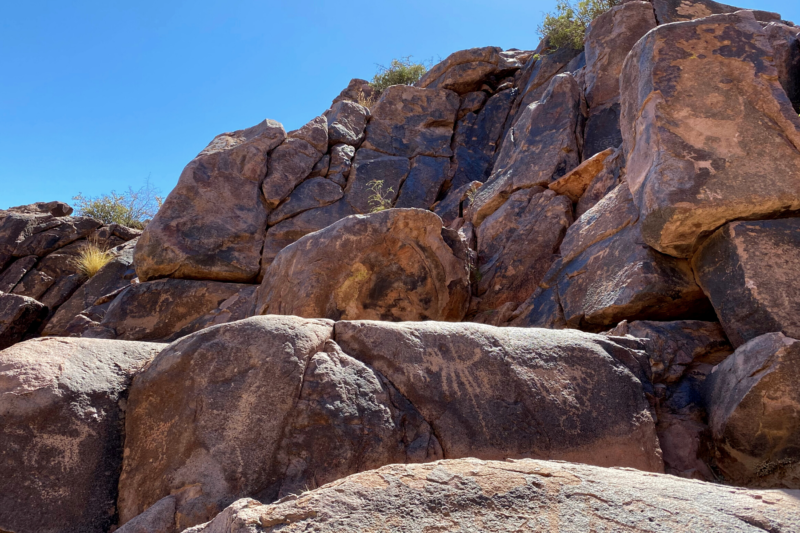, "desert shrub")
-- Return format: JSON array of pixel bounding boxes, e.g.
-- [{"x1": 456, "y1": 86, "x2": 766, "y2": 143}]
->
[
  {"x1": 72, "y1": 180, "x2": 163, "y2": 229},
  {"x1": 370, "y1": 57, "x2": 428, "y2": 94},
  {"x1": 73, "y1": 242, "x2": 112, "y2": 278},
  {"x1": 538, "y1": 0, "x2": 621, "y2": 51},
  {"x1": 366, "y1": 179, "x2": 394, "y2": 213}
]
